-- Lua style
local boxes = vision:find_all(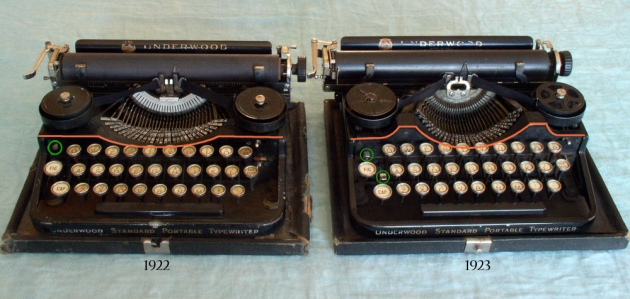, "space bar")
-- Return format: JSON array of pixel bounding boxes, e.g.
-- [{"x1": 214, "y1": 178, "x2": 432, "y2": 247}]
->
[
  {"x1": 421, "y1": 202, "x2": 546, "y2": 217},
  {"x1": 95, "y1": 202, "x2": 224, "y2": 216}
]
